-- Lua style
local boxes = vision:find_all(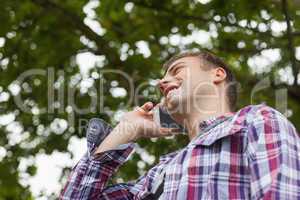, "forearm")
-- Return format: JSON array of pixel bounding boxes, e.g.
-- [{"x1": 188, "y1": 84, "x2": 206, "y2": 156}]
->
[
  {"x1": 60, "y1": 147, "x2": 135, "y2": 199},
  {"x1": 94, "y1": 122, "x2": 136, "y2": 154},
  {"x1": 60, "y1": 119, "x2": 136, "y2": 200}
]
